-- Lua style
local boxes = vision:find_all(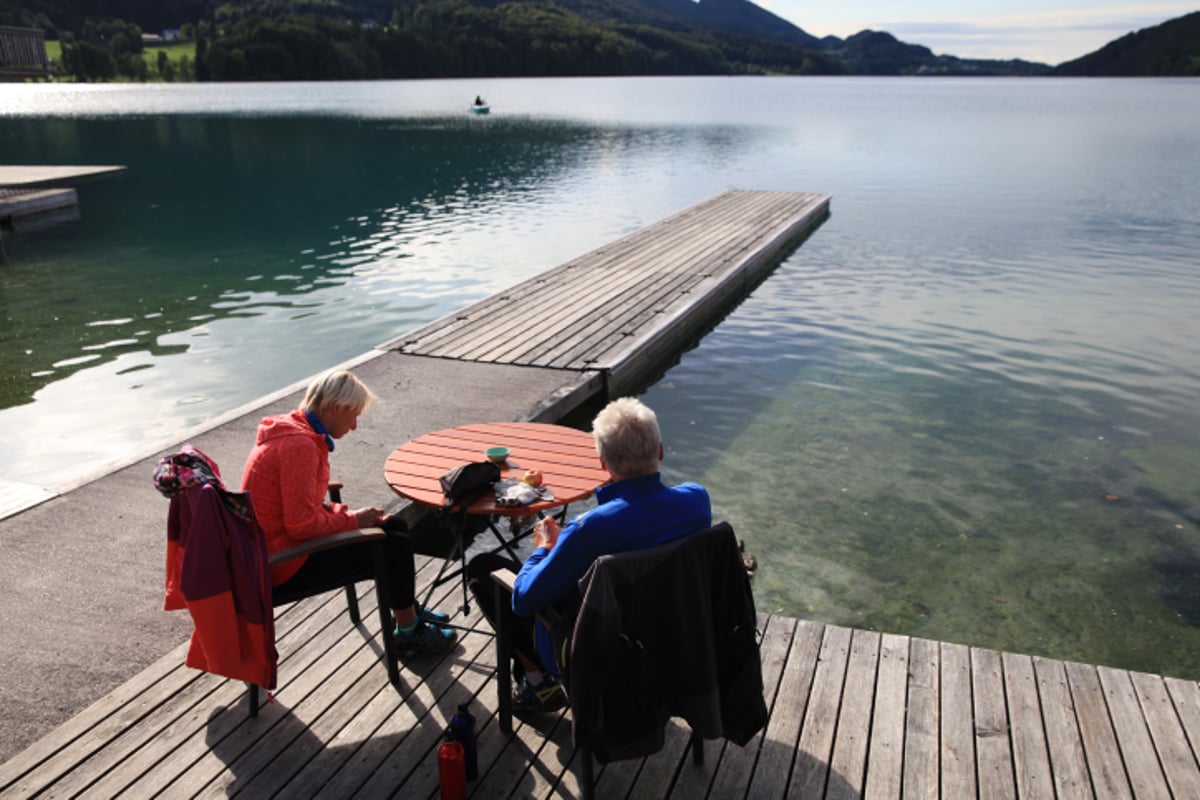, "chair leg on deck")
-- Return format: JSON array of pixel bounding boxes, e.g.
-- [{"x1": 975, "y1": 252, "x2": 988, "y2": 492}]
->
[
  {"x1": 494, "y1": 579, "x2": 513, "y2": 736},
  {"x1": 372, "y1": 539, "x2": 400, "y2": 686},
  {"x1": 579, "y1": 746, "x2": 595, "y2": 800},
  {"x1": 246, "y1": 683, "x2": 259, "y2": 718},
  {"x1": 344, "y1": 584, "x2": 362, "y2": 625},
  {"x1": 690, "y1": 731, "x2": 704, "y2": 765}
]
